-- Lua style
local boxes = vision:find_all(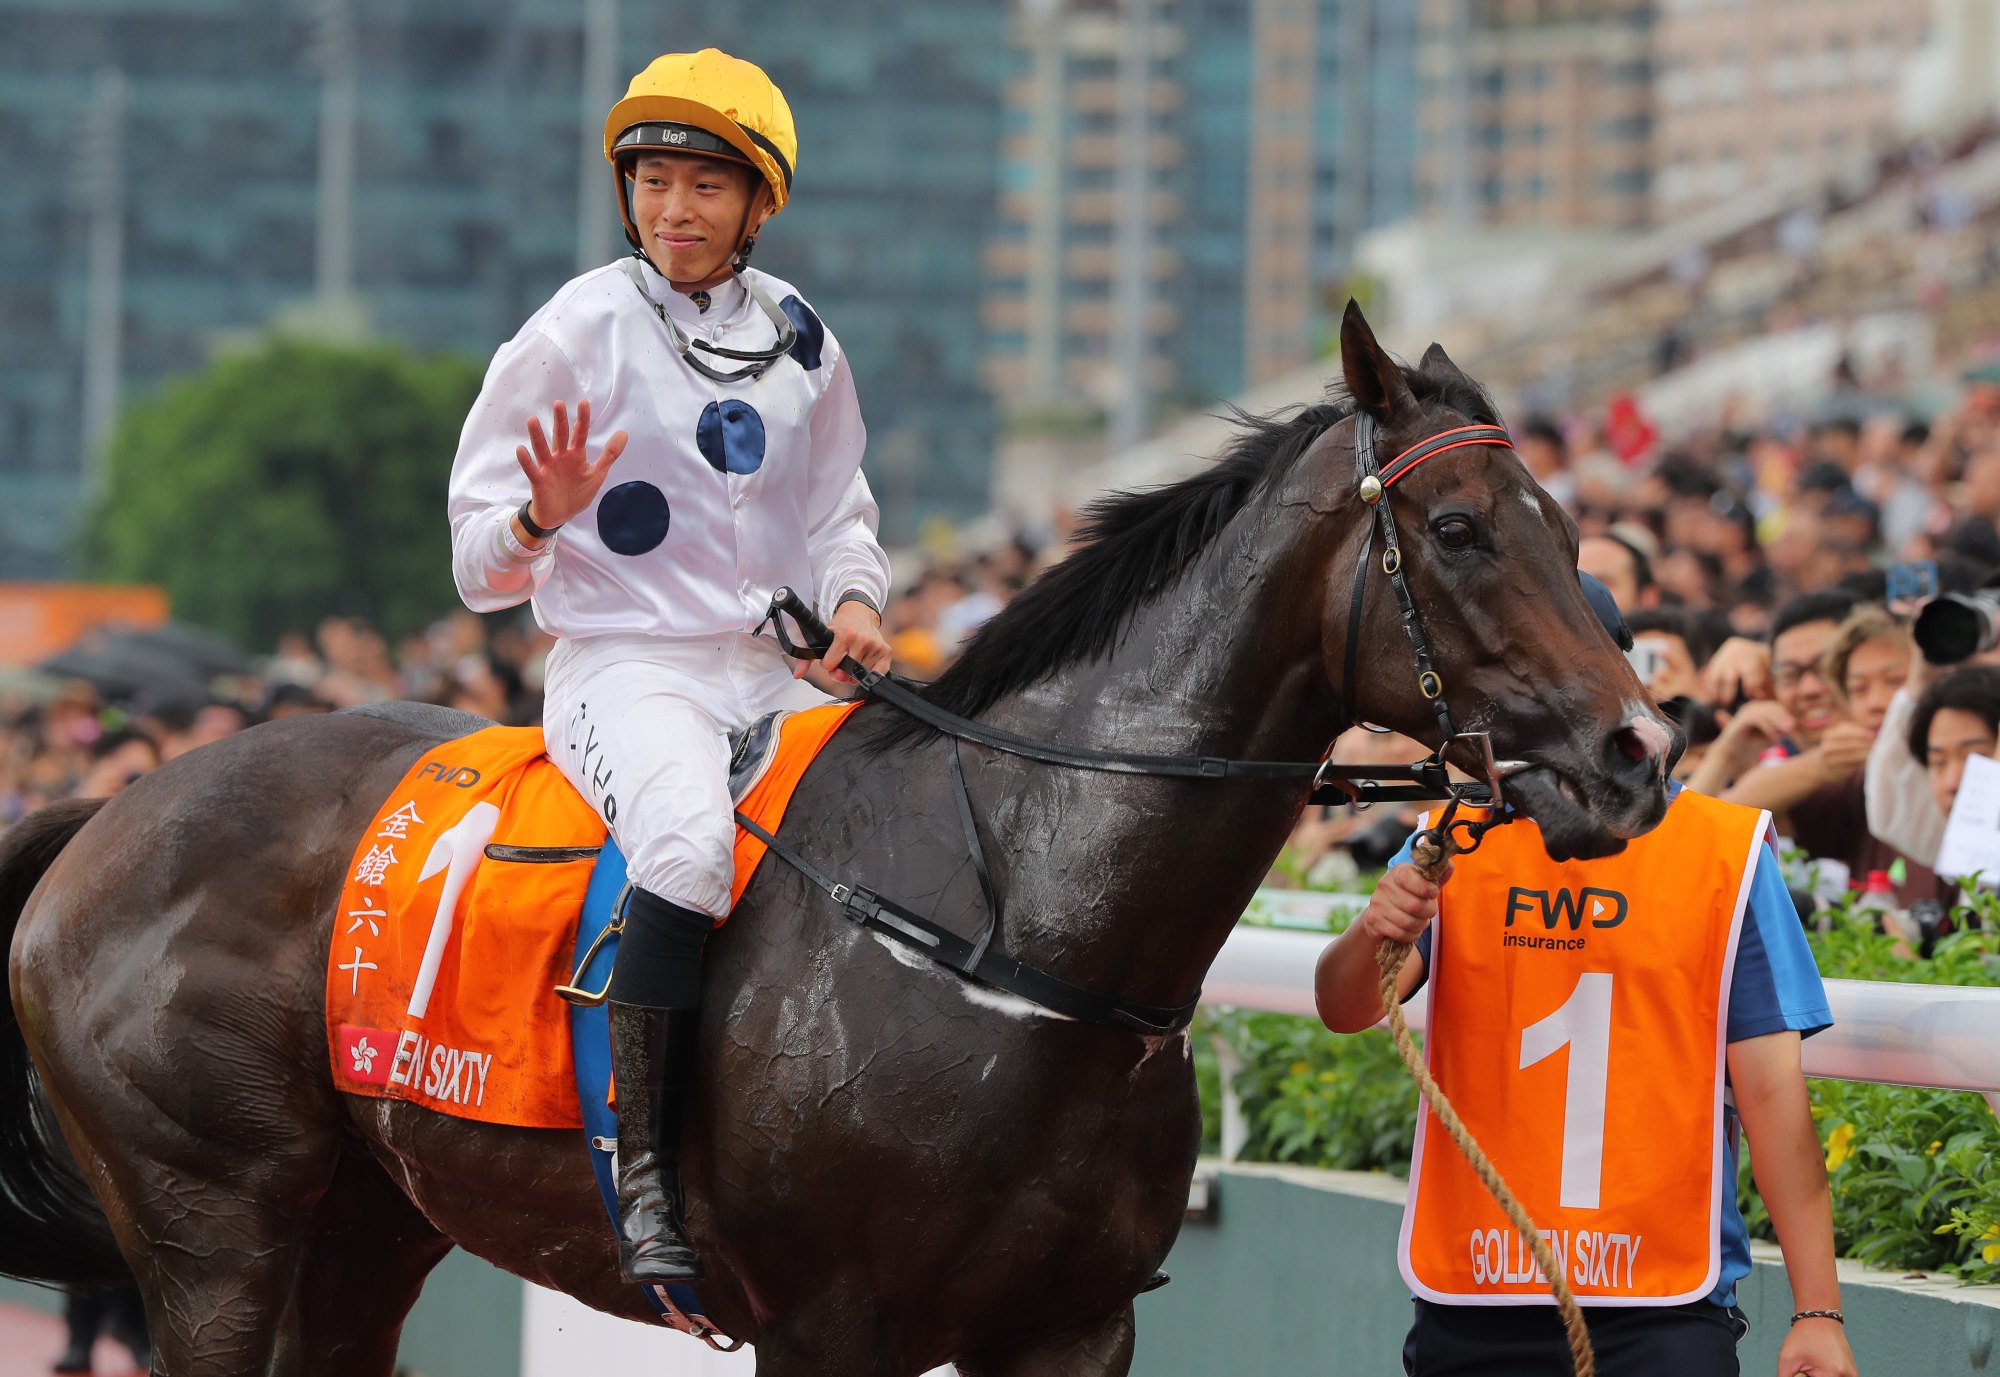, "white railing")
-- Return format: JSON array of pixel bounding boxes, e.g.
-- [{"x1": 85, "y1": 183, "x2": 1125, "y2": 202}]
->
[
  {"x1": 1207, "y1": 902, "x2": 2000, "y2": 1147},
  {"x1": 522, "y1": 895, "x2": 2000, "y2": 1371}
]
